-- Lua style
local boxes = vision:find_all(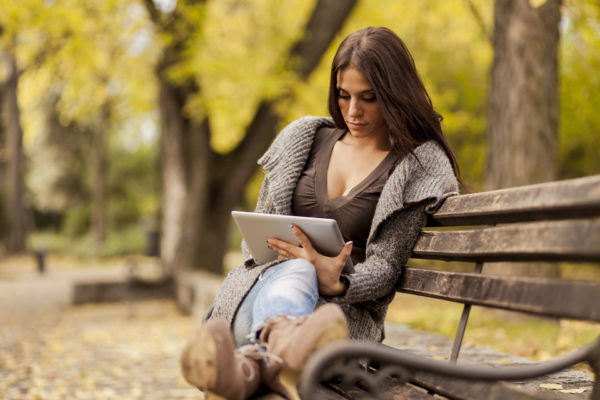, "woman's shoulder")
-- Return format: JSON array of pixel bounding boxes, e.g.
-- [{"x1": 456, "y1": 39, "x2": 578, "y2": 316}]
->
[
  {"x1": 385, "y1": 140, "x2": 458, "y2": 204},
  {"x1": 279, "y1": 116, "x2": 335, "y2": 140},
  {"x1": 413, "y1": 140, "x2": 448, "y2": 159},
  {"x1": 407, "y1": 140, "x2": 454, "y2": 176},
  {"x1": 258, "y1": 116, "x2": 334, "y2": 167}
]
